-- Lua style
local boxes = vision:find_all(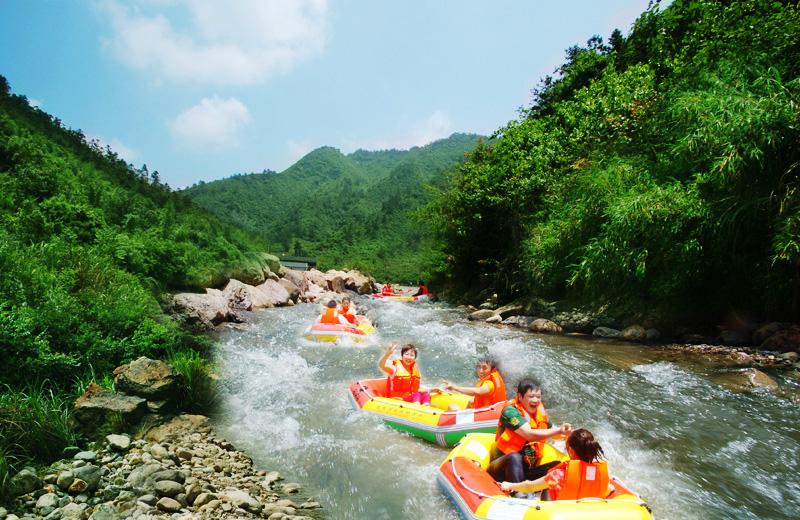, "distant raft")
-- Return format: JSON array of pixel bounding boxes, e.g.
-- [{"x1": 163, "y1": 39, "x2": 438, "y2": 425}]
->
[
  {"x1": 348, "y1": 378, "x2": 505, "y2": 447},
  {"x1": 303, "y1": 316, "x2": 376, "y2": 343},
  {"x1": 438, "y1": 433, "x2": 653, "y2": 520},
  {"x1": 369, "y1": 293, "x2": 431, "y2": 302}
]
